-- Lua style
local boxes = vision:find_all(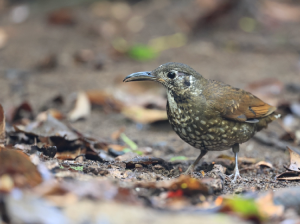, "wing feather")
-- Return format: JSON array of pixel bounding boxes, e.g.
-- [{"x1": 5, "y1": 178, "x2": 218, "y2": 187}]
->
[{"x1": 204, "y1": 80, "x2": 276, "y2": 122}]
